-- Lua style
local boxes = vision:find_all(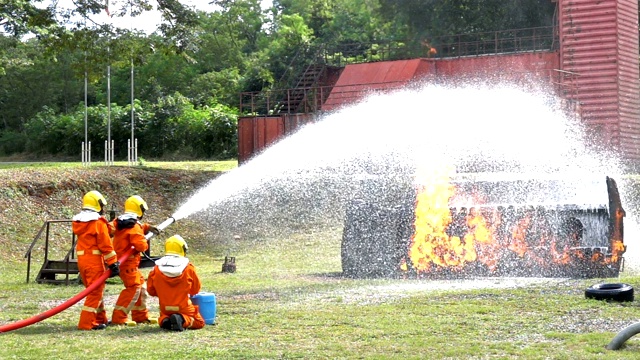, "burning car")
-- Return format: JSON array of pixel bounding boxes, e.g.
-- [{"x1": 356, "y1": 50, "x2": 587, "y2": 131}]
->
[{"x1": 341, "y1": 171, "x2": 626, "y2": 279}]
